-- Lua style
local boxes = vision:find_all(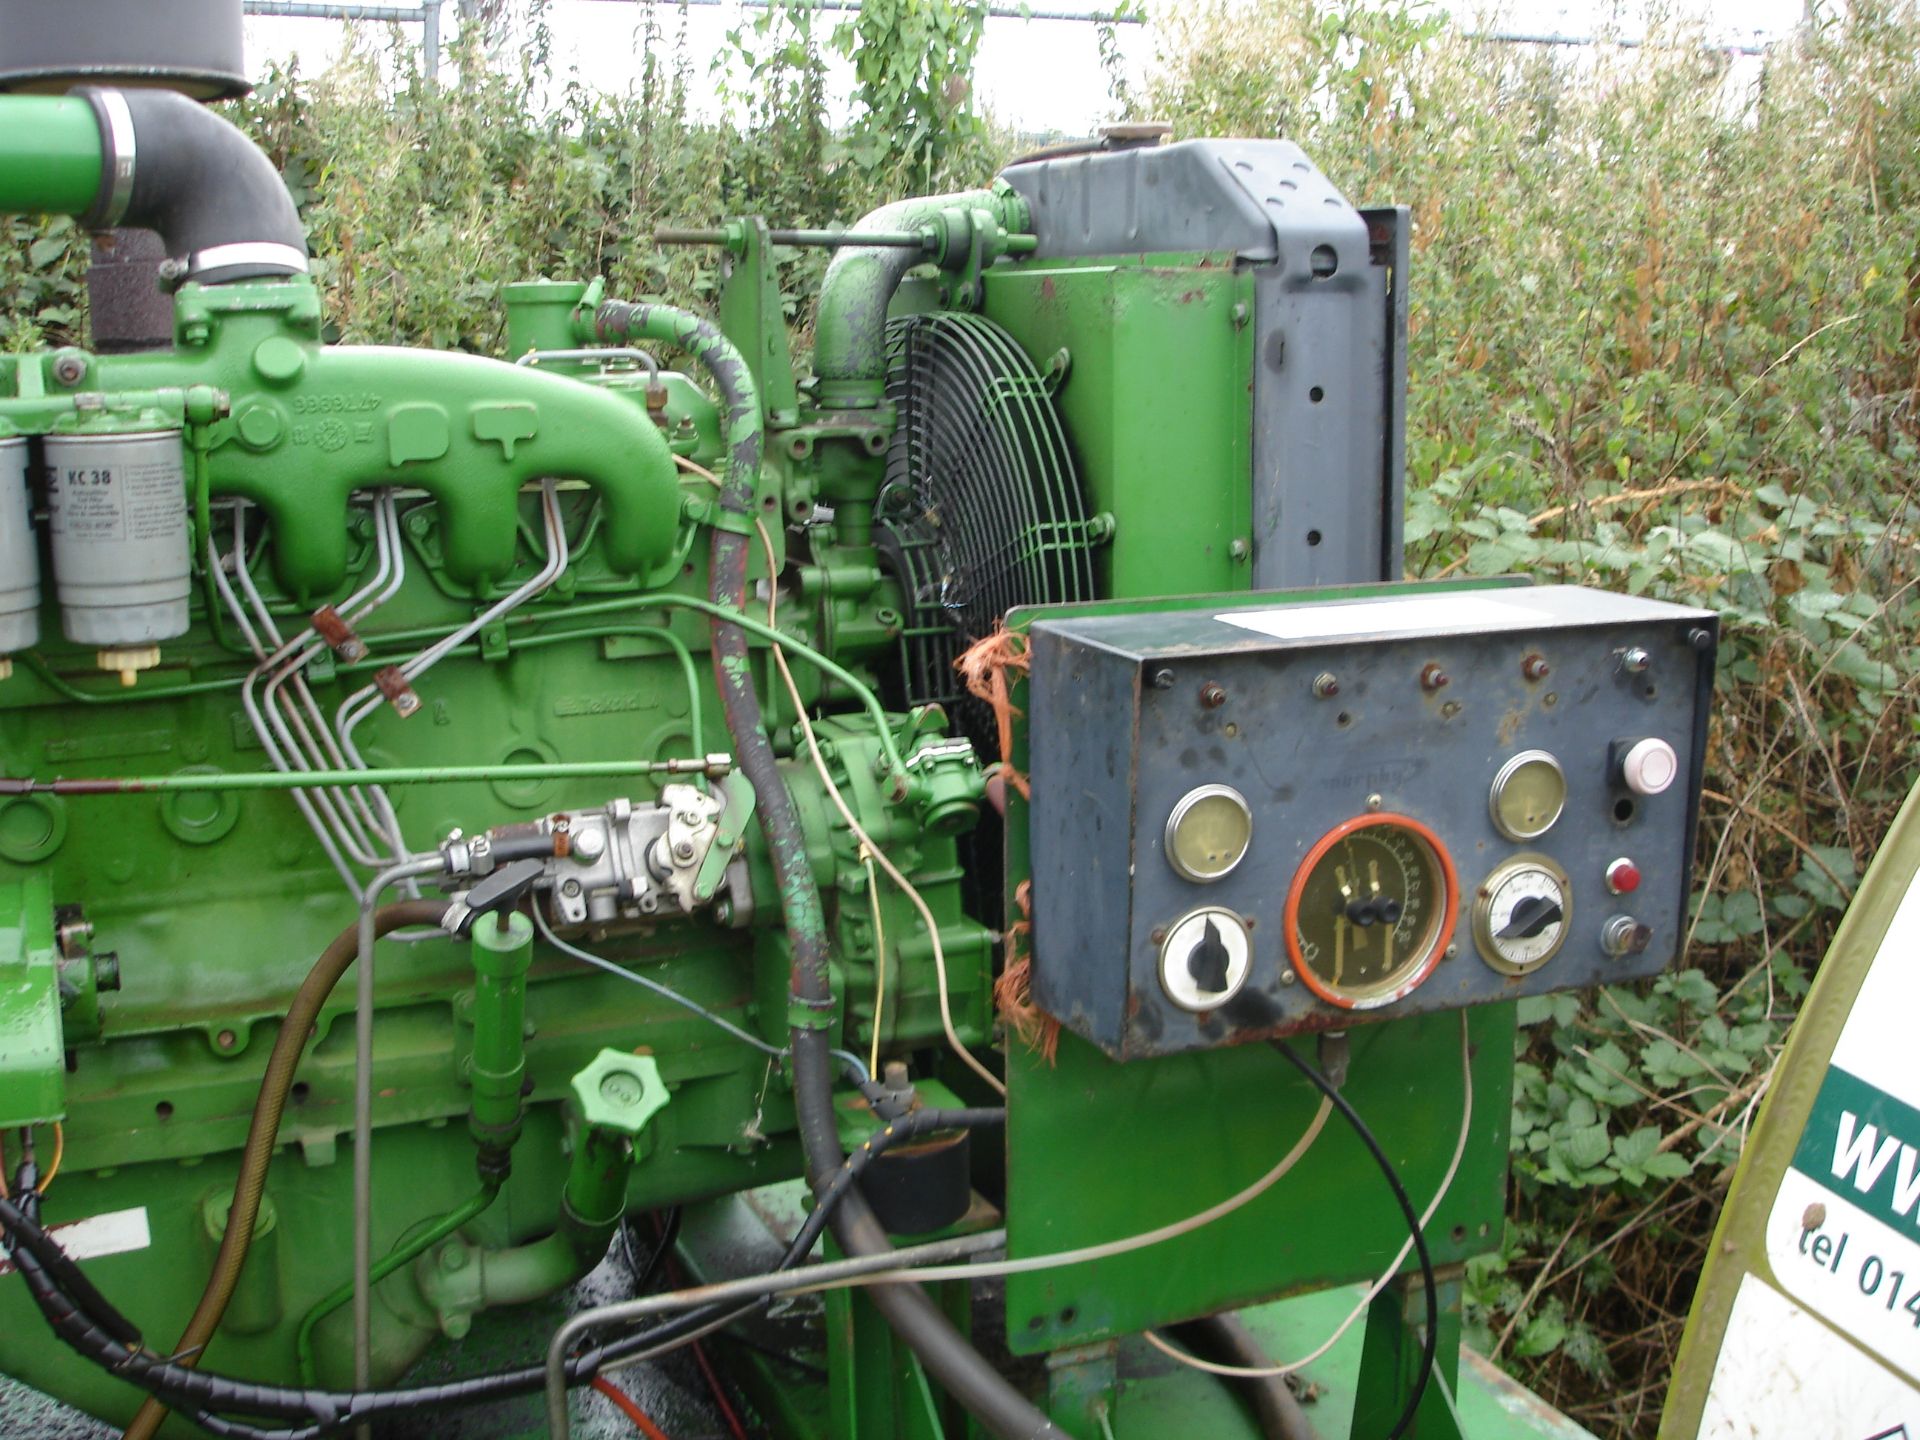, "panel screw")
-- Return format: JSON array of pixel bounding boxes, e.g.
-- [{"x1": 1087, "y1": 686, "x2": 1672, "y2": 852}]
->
[
  {"x1": 1150, "y1": 926, "x2": 1168, "y2": 945},
  {"x1": 1199, "y1": 681, "x2": 1227, "y2": 710},
  {"x1": 1312, "y1": 672, "x2": 1340, "y2": 699},
  {"x1": 1420, "y1": 662, "x2": 1449, "y2": 691},
  {"x1": 1280, "y1": 969, "x2": 1296, "y2": 986},
  {"x1": 51, "y1": 354, "x2": 86, "y2": 386},
  {"x1": 1688, "y1": 627, "x2": 1714, "y2": 652},
  {"x1": 1229, "y1": 538, "x2": 1250, "y2": 561},
  {"x1": 1365, "y1": 793, "x2": 1383, "y2": 811},
  {"x1": 216, "y1": 1029, "x2": 237, "y2": 1051},
  {"x1": 1620, "y1": 646, "x2": 1651, "y2": 674},
  {"x1": 1151, "y1": 668, "x2": 1176, "y2": 690},
  {"x1": 1521, "y1": 653, "x2": 1550, "y2": 681}
]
